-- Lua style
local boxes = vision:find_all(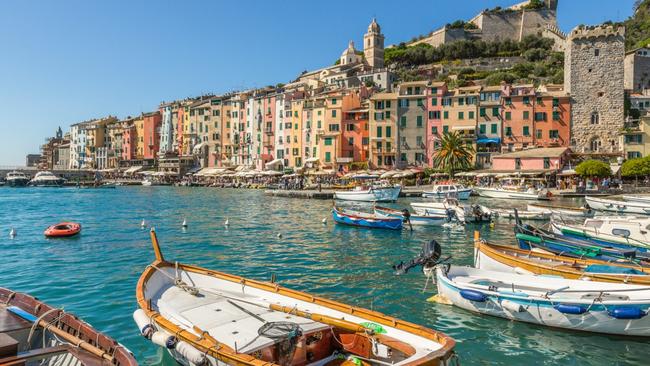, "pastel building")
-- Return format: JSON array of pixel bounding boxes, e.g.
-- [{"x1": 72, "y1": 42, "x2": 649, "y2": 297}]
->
[
  {"x1": 143, "y1": 111, "x2": 162, "y2": 161},
  {"x1": 396, "y1": 81, "x2": 428, "y2": 167},
  {"x1": 369, "y1": 92, "x2": 398, "y2": 168},
  {"x1": 476, "y1": 86, "x2": 503, "y2": 169},
  {"x1": 501, "y1": 84, "x2": 536, "y2": 151},
  {"x1": 159, "y1": 102, "x2": 178, "y2": 156},
  {"x1": 491, "y1": 147, "x2": 571, "y2": 171},
  {"x1": 341, "y1": 96, "x2": 369, "y2": 164},
  {"x1": 426, "y1": 82, "x2": 447, "y2": 165}
]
